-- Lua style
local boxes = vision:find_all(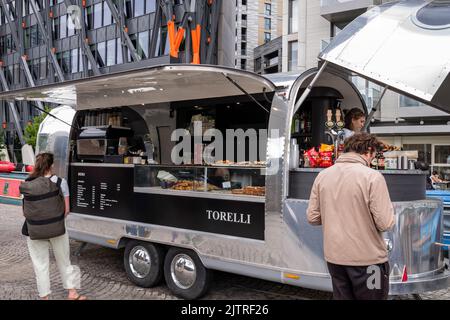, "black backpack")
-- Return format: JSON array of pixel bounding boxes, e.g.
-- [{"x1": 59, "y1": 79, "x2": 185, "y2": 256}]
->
[{"x1": 20, "y1": 175, "x2": 66, "y2": 240}]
